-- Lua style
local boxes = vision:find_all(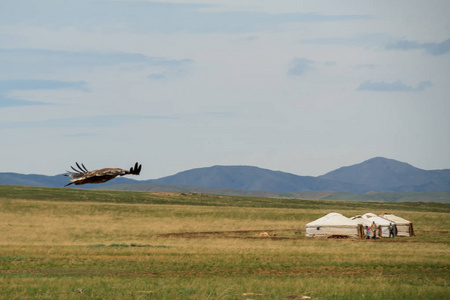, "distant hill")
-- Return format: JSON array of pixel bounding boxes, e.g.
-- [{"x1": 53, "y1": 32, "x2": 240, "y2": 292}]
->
[
  {"x1": 318, "y1": 157, "x2": 450, "y2": 192},
  {"x1": 0, "y1": 173, "x2": 67, "y2": 187},
  {"x1": 1, "y1": 157, "x2": 450, "y2": 199},
  {"x1": 0, "y1": 172, "x2": 138, "y2": 189},
  {"x1": 143, "y1": 165, "x2": 368, "y2": 193}
]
